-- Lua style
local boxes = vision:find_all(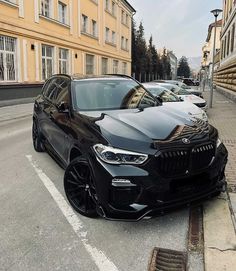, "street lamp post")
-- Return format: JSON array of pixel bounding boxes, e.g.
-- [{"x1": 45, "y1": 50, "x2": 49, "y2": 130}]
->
[{"x1": 209, "y1": 8, "x2": 222, "y2": 108}]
